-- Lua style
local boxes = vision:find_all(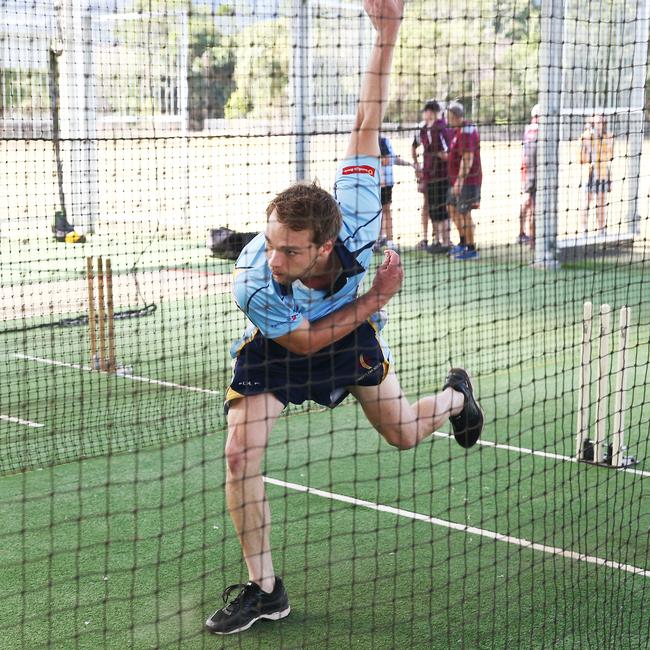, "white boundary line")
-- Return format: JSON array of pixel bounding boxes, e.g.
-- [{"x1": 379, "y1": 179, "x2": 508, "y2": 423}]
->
[
  {"x1": 430, "y1": 432, "x2": 650, "y2": 478},
  {"x1": 13, "y1": 353, "x2": 221, "y2": 396},
  {"x1": 12, "y1": 352, "x2": 649, "y2": 477},
  {"x1": 0, "y1": 414, "x2": 44, "y2": 428},
  {"x1": 264, "y1": 476, "x2": 650, "y2": 578}
]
